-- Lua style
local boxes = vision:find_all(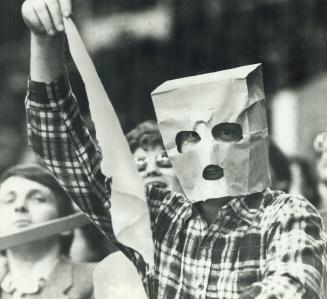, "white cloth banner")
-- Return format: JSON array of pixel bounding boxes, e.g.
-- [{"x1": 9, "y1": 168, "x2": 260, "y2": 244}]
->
[{"x1": 63, "y1": 18, "x2": 154, "y2": 268}]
